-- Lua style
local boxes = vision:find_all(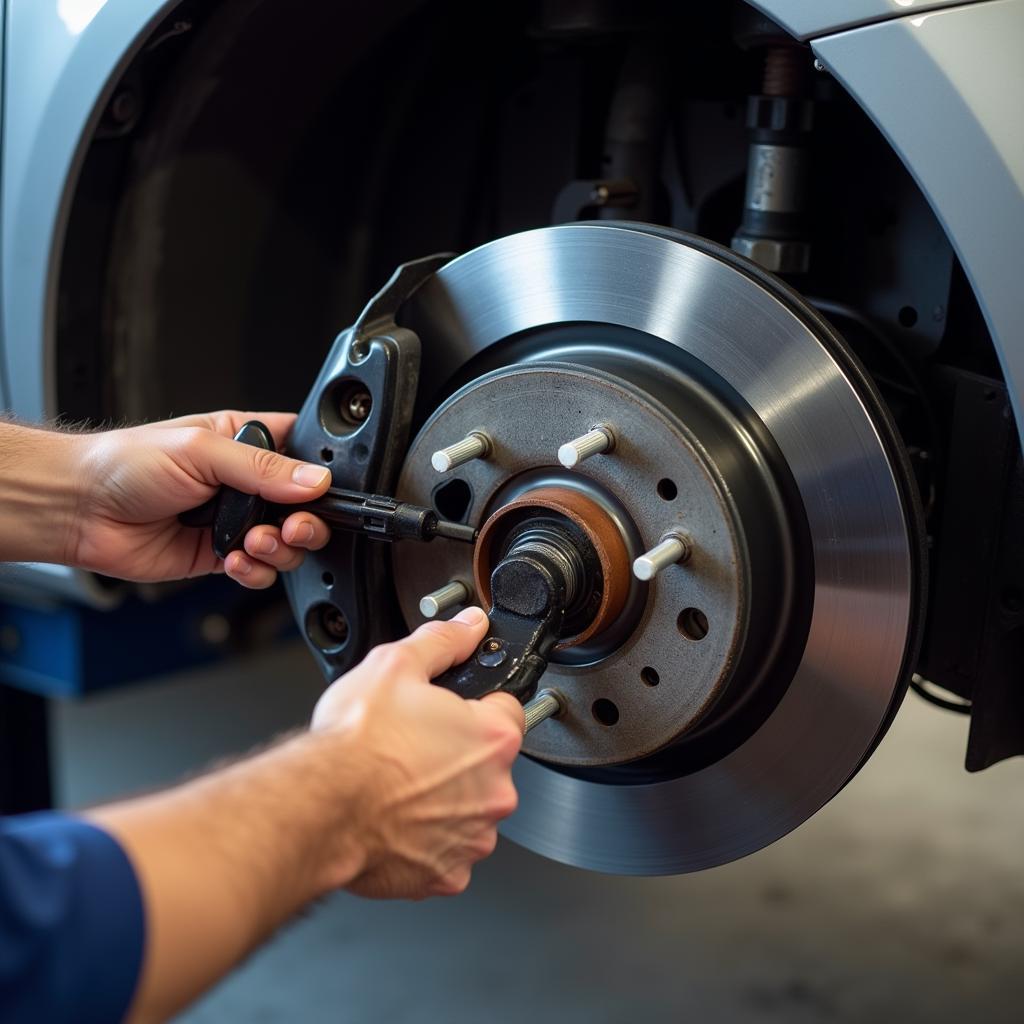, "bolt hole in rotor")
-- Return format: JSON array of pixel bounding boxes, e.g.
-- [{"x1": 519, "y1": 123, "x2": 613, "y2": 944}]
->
[
  {"x1": 678, "y1": 607, "x2": 709, "y2": 641},
  {"x1": 641, "y1": 666, "x2": 660, "y2": 687},
  {"x1": 320, "y1": 378, "x2": 373, "y2": 437},
  {"x1": 592, "y1": 699, "x2": 620, "y2": 726},
  {"x1": 320, "y1": 447, "x2": 334, "y2": 463},
  {"x1": 432, "y1": 478, "x2": 473, "y2": 523},
  {"x1": 321, "y1": 572, "x2": 335, "y2": 589},
  {"x1": 657, "y1": 478, "x2": 678, "y2": 501},
  {"x1": 898, "y1": 305, "x2": 918, "y2": 328},
  {"x1": 305, "y1": 602, "x2": 350, "y2": 653}
]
